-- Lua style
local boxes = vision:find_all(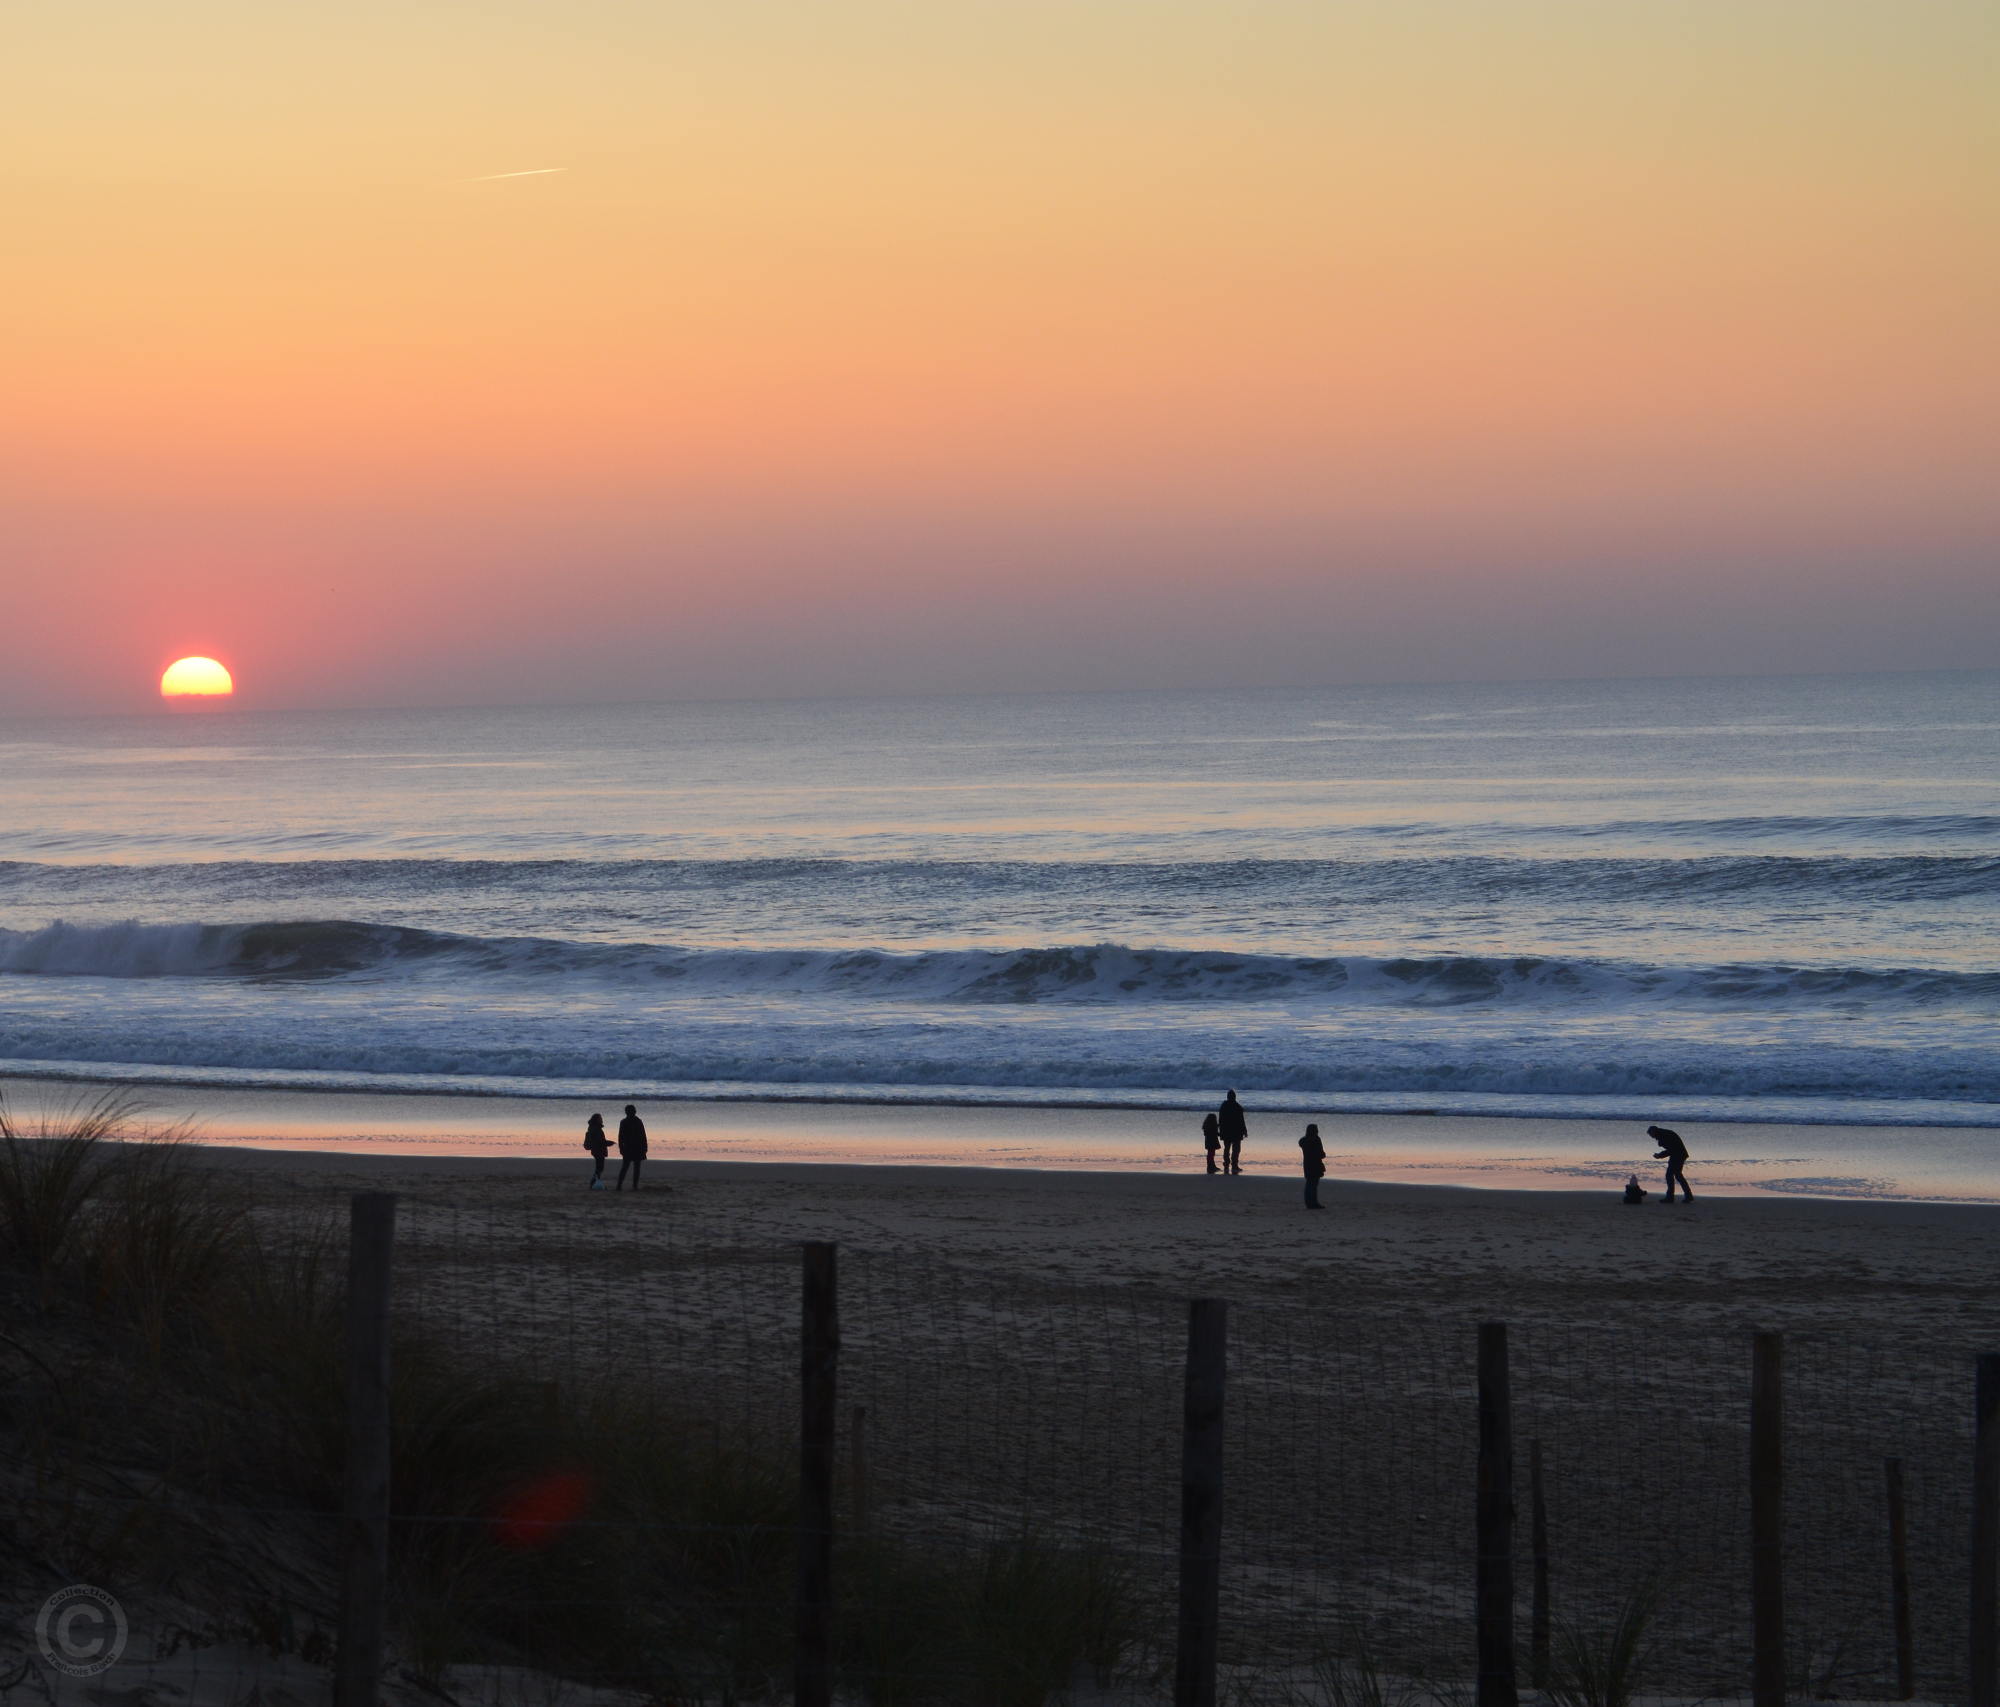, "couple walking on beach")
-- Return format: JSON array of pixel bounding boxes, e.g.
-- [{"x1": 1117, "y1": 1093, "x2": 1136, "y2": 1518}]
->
[{"x1": 584, "y1": 1104, "x2": 650, "y2": 1190}]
